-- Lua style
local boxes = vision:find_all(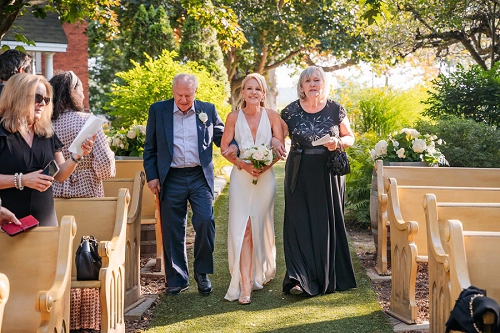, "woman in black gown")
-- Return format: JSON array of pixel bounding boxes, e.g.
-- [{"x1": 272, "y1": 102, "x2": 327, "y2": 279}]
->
[
  {"x1": 0, "y1": 73, "x2": 93, "y2": 226},
  {"x1": 281, "y1": 66, "x2": 357, "y2": 296}
]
